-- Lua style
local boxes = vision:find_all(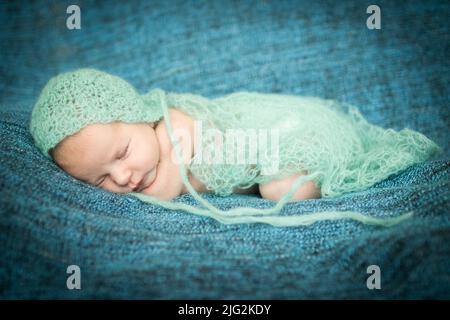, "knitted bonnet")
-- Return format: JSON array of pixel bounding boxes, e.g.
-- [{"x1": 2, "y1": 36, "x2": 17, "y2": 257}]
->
[
  {"x1": 30, "y1": 68, "x2": 164, "y2": 157},
  {"x1": 30, "y1": 68, "x2": 435, "y2": 228}
]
